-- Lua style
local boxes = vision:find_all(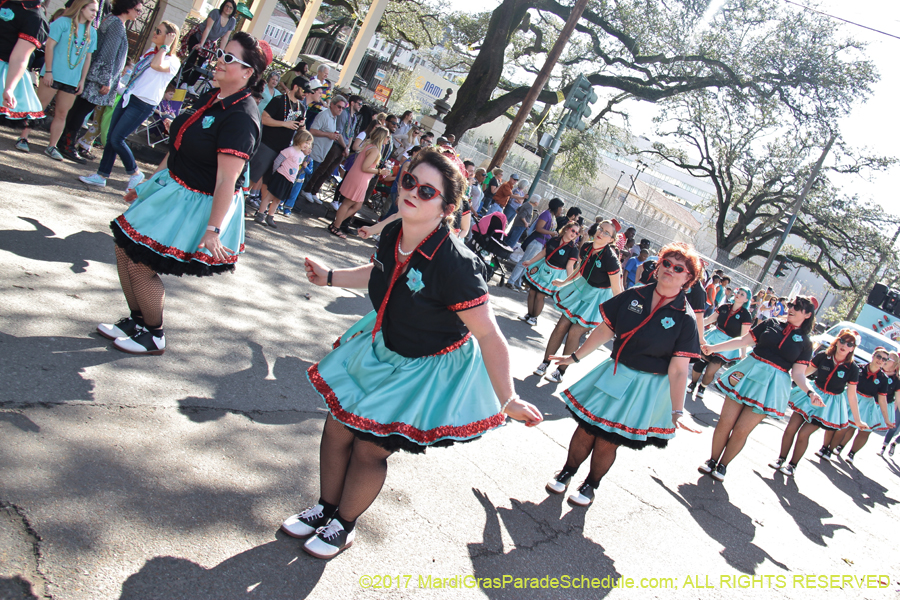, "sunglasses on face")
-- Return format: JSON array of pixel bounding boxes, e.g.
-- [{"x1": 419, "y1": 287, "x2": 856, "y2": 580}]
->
[
  {"x1": 661, "y1": 258, "x2": 687, "y2": 273},
  {"x1": 874, "y1": 354, "x2": 889, "y2": 361},
  {"x1": 400, "y1": 172, "x2": 442, "y2": 201},
  {"x1": 216, "y1": 48, "x2": 251, "y2": 68},
  {"x1": 838, "y1": 339, "x2": 856, "y2": 348}
]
